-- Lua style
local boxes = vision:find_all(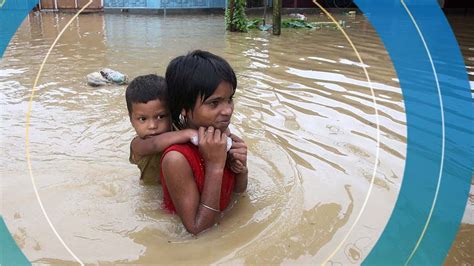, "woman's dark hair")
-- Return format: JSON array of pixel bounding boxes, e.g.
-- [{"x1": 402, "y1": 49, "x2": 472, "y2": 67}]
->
[
  {"x1": 125, "y1": 74, "x2": 167, "y2": 115},
  {"x1": 165, "y1": 50, "x2": 237, "y2": 129}
]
